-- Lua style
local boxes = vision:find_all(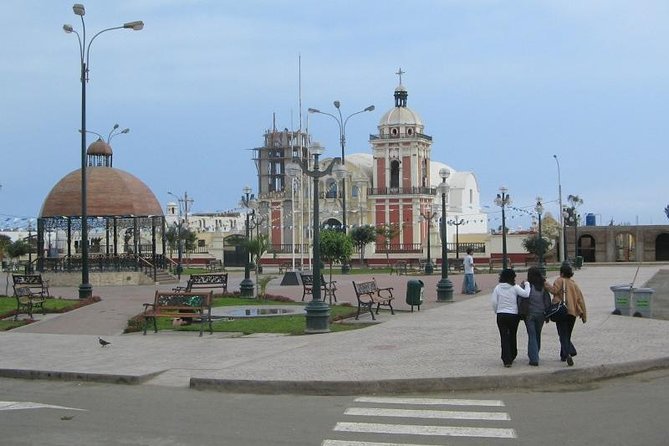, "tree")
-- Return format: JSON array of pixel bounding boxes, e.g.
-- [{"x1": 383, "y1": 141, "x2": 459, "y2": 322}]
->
[
  {"x1": 246, "y1": 234, "x2": 269, "y2": 297},
  {"x1": 349, "y1": 225, "x2": 376, "y2": 267},
  {"x1": 376, "y1": 224, "x2": 401, "y2": 267},
  {"x1": 165, "y1": 224, "x2": 197, "y2": 254},
  {"x1": 5, "y1": 239, "x2": 29, "y2": 261},
  {"x1": 522, "y1": 235, "x2": 550, "y2": 259},
  {"x1": 0, "y1": 234, "x2": 10, "y2": 265},
  {"x1": 665, "y1": 204, "x2": 669, "y2": 220},
  {"x1": 319, "y1": 229, "x2": 353, "y2": 282}
]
